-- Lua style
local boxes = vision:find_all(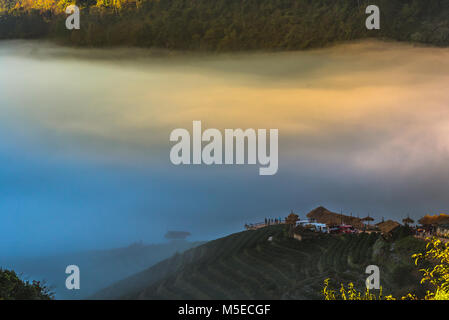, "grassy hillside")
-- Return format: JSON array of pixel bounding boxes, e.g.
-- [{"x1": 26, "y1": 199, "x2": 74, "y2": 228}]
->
[
  {"x1": 93, "y1": 225, "x2": 427, "y2": 300},
  {"x1": 0, "y1": 0, "x2": 448, "y2": 50},
  {"x1": 4, "y1": 240, "x2": 203, "y2": 299}
]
